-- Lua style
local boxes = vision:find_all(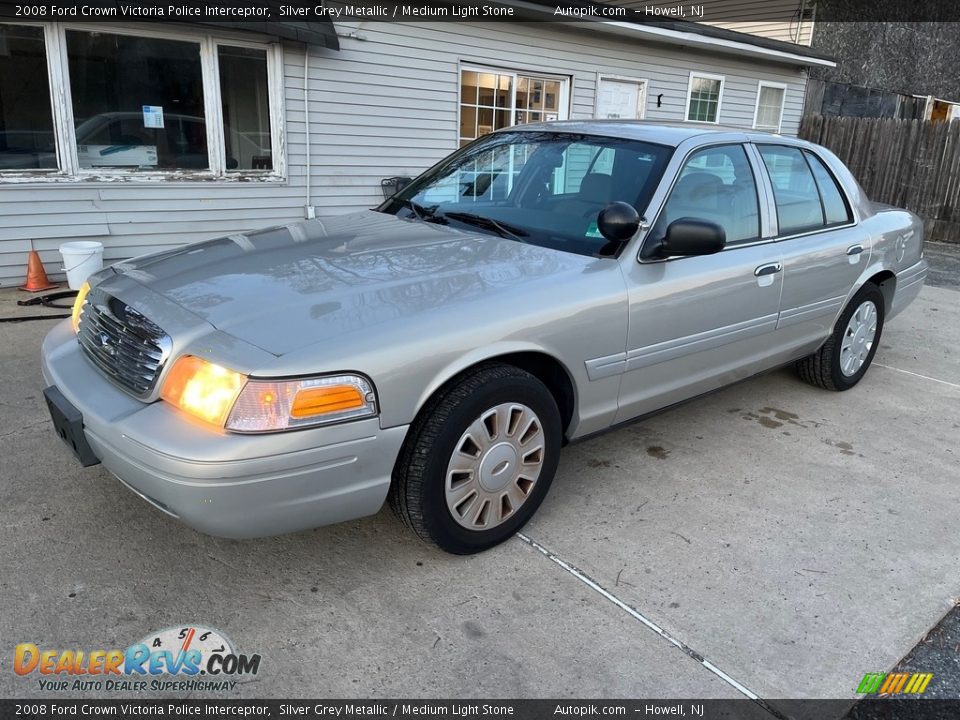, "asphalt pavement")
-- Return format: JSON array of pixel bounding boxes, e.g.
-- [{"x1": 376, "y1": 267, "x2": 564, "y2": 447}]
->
[{"x1": 0, "y1": 246, "x2": 957, "y2": 714}]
